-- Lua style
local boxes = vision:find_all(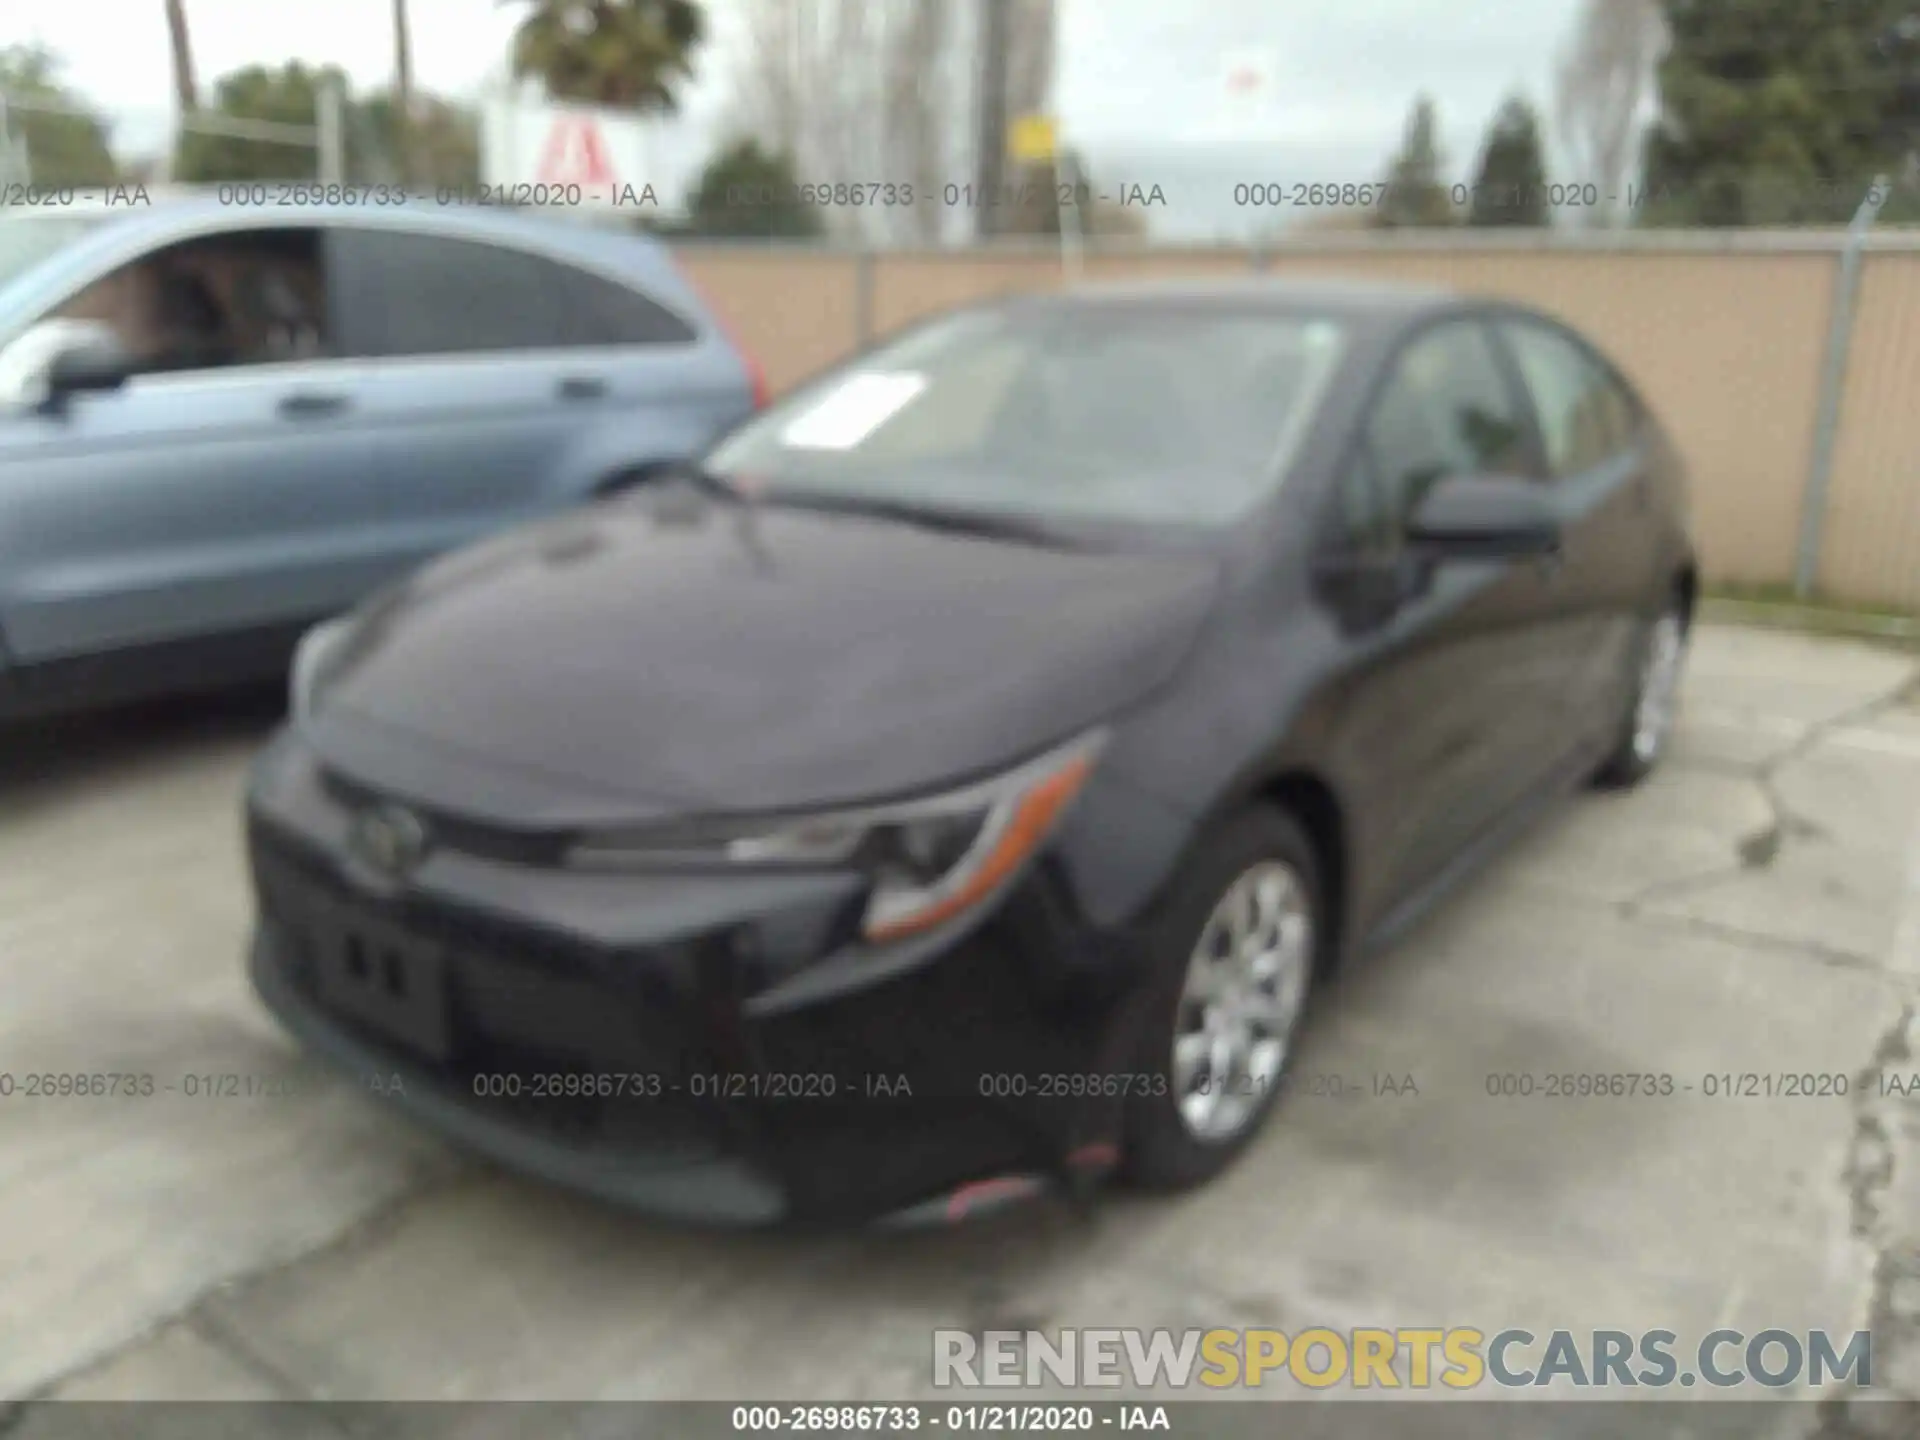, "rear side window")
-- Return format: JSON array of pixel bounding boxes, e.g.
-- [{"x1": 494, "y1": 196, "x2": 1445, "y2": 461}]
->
[
  {"x1": 350, "y1": 230, "x2": 572, "y2": 355},
  {"x1": 339, "y1": 229, "x2": 694, "y2": 357},
  {"x1": 1502, "y1": 321, "x2": 1637, "y2": 479},
  {"x1": 560, "y1": 265, "x2": 697, "y2": 347}
]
